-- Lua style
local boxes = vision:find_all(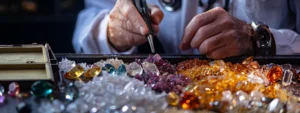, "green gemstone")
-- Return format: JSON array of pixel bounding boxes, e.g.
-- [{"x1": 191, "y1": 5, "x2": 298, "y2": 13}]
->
[
  {"x1": 65, "y1": 83, "x2": 78, "y2": 102},
  {"x1": 102, "y1": 64, "x2": 116, "y2": 75},
  {"x1": 30, "y1": 81, "x2": 53, "y2": 97}
]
